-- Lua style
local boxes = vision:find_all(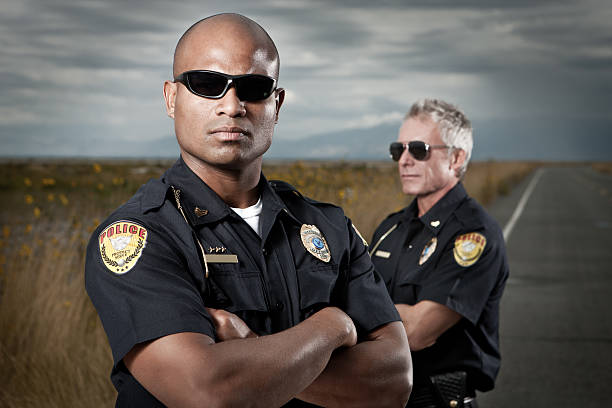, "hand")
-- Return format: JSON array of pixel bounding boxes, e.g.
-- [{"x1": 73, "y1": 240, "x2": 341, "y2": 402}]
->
[
  {"x1": 311, "y1": 307, "x2": 358, "y2": 348},
  {"x1": 206, "y1": 307, "x2": 258, "y2": 342}
]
